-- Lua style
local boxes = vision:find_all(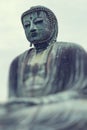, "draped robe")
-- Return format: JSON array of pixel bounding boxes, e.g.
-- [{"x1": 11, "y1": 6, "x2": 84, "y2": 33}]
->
[{"x1": 8, "y1": 42, "x2": 87, "y2": 98}]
